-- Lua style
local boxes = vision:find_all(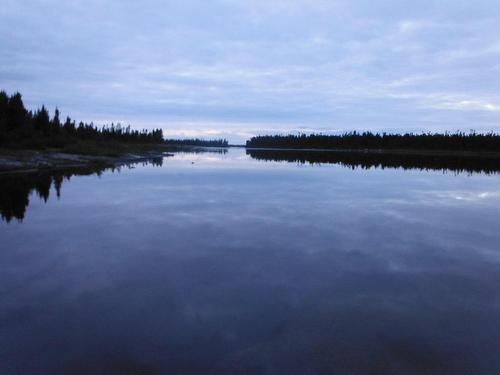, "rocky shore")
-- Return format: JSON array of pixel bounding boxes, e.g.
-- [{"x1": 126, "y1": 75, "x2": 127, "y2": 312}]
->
[{"x1": 0, "y1": 150, "x2": 171, "y2": 174}]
